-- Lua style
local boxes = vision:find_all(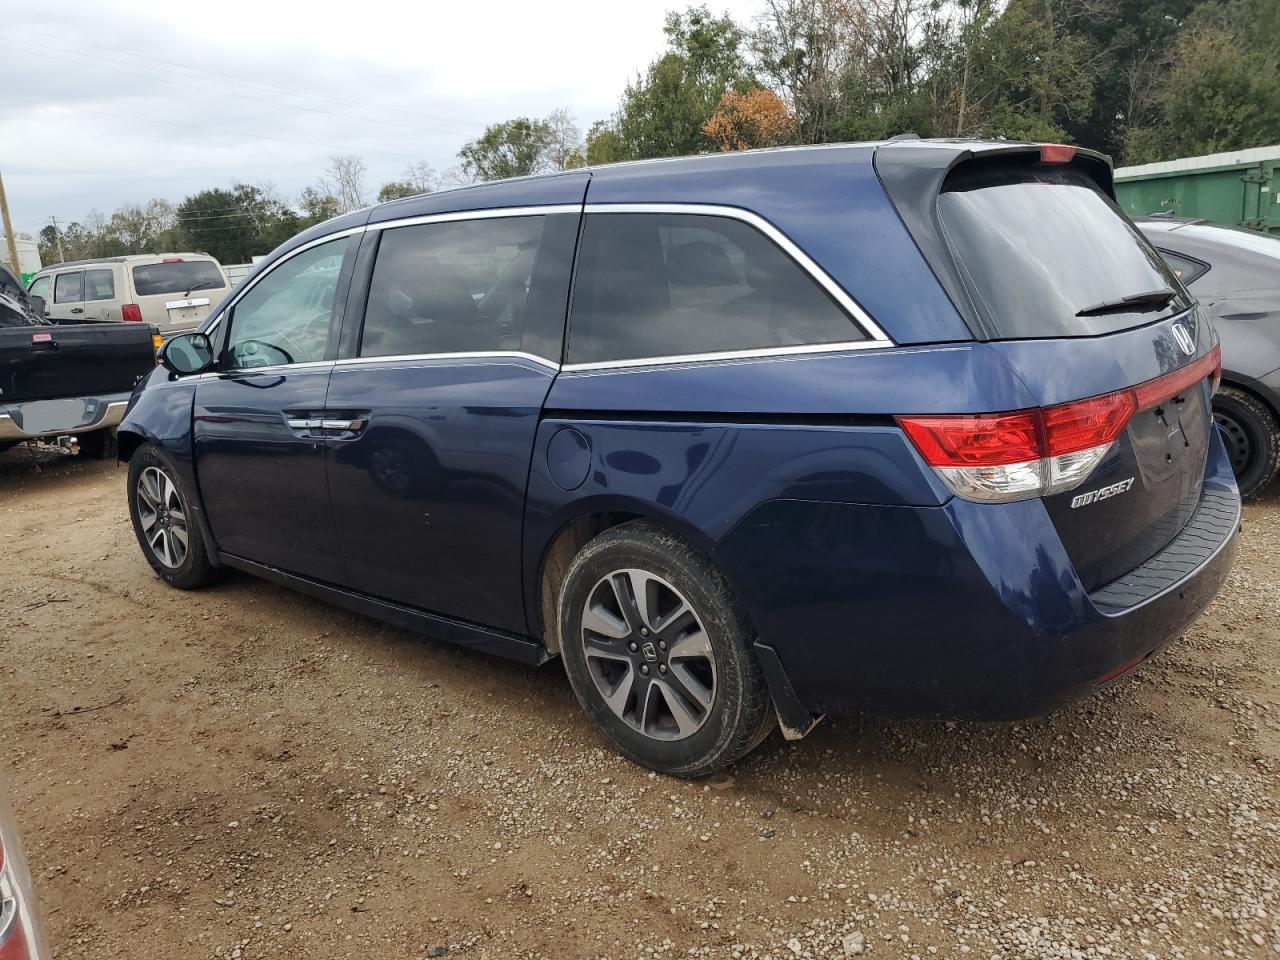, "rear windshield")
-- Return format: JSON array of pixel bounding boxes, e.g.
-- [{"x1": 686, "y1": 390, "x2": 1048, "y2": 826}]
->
[
  {"x1": 132, "y1": 260, "x2": 226, "y2": 298},
  {"x1": 939, "y1": 162, "x2": 1192, "y2": 338}
]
